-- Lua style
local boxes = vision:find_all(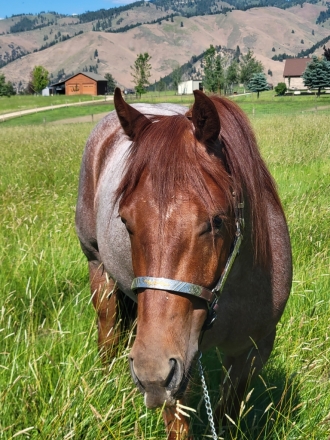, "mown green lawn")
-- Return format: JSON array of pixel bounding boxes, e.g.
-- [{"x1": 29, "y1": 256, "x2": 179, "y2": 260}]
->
[
  {"x1": 233, "y1": 92, "x2": 330, "y2": 117},
  {"x1": 0, "y1": 101, "x2": 329, "y2": 439},
  {"x1": 1, "y1": 102, "x2": 115, "y2": 126},
  {"x1": 0, "y1": 94, "x2": 103, "y2": 115}
]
